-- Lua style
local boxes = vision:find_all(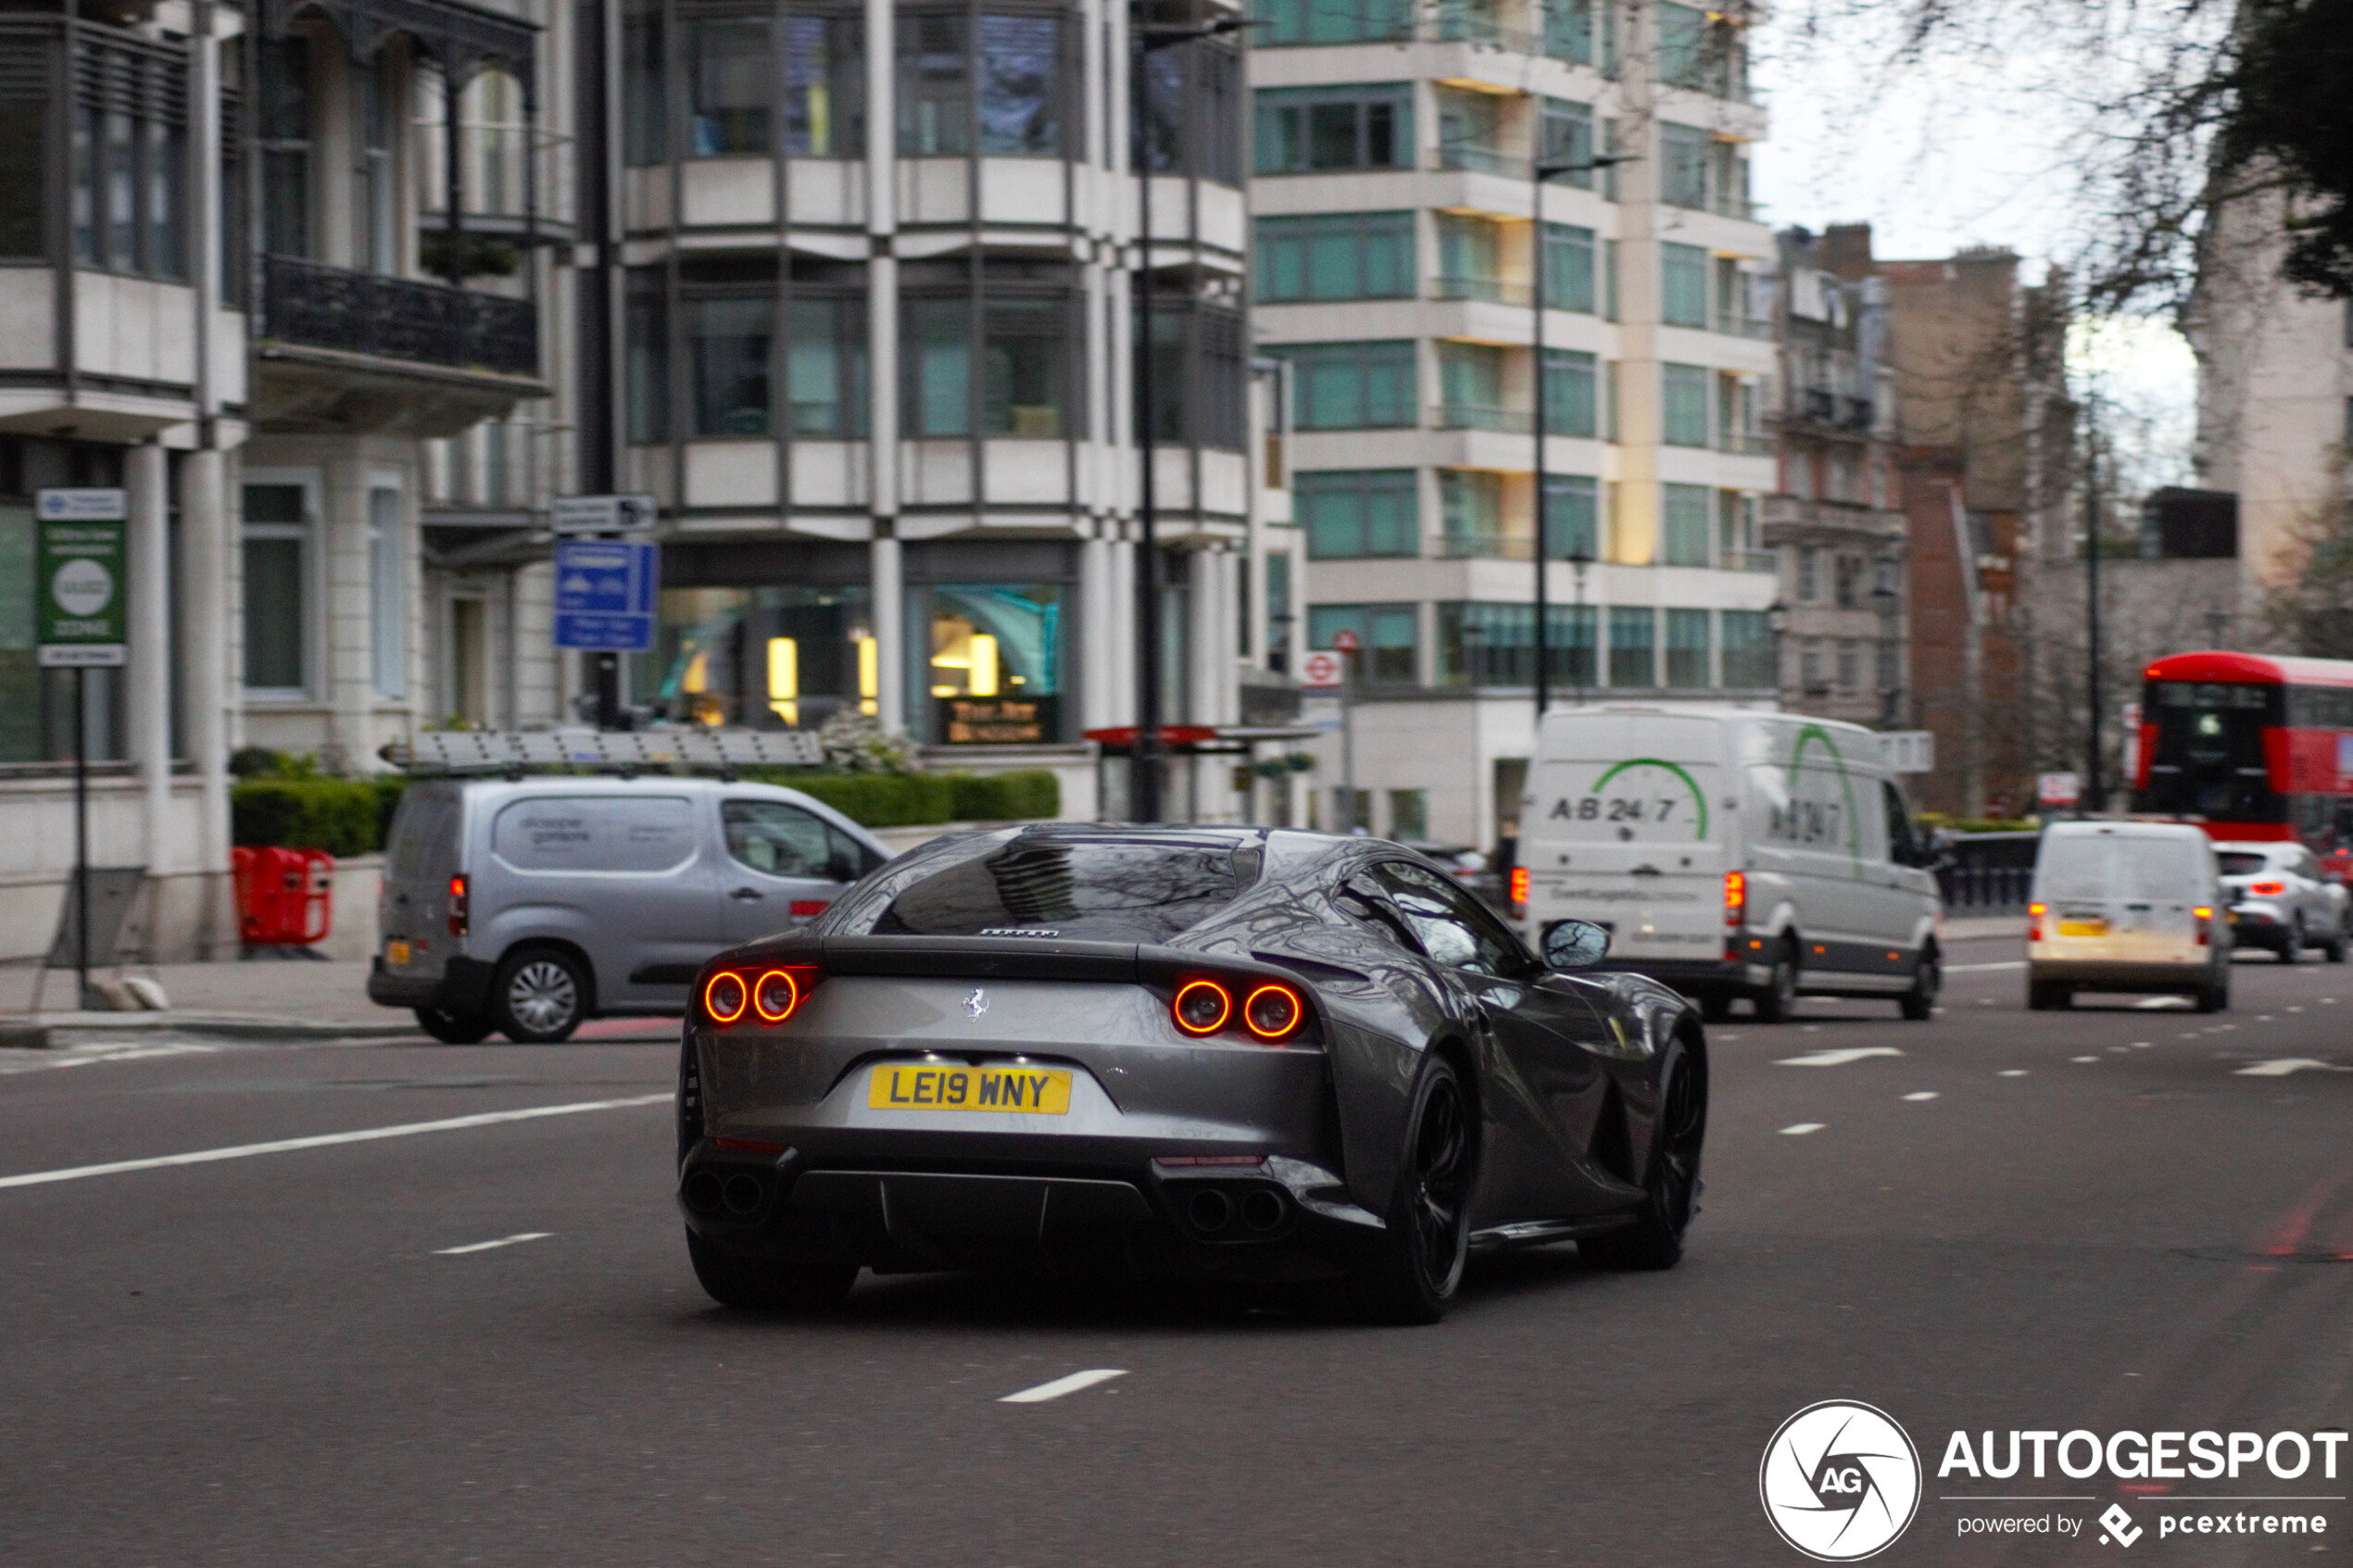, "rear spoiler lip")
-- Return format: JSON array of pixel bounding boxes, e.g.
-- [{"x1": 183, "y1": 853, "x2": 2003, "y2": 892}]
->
[{"x1": 722, "y1": 934, "x2": 1327, "y2": 992}]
